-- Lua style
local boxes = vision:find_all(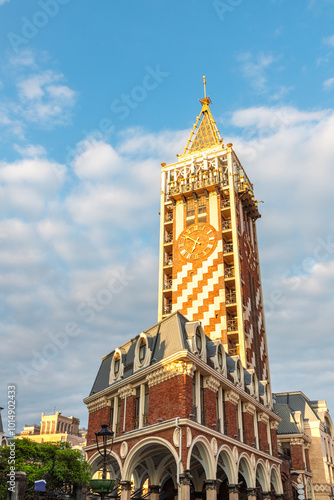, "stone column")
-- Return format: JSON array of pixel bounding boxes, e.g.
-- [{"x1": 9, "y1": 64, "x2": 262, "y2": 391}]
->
[
  {"x1": 179, "y1": 474, "x2": 191, "y2": 500},
  {"x1": 6, "y1": 472, "x2": 27, "y2": 500},
  {"x1": 149, "y1": 485, "x2": 160, "y2": 500},
  {"x1": 228, "y1": 483, "x2": 239, "y2": 500},
  {"x1": 120, "y1": 480, "x2": 132, "y2": 500},
  {"x1": 262, "y1": 492, "x2": 272, "y2": 500},
  {"x1": 247, "y1": 487, "x2": 257, "y2": 500},
  {"x1": 205, "y1": 480, "x2": 220, "y2": 500}
]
